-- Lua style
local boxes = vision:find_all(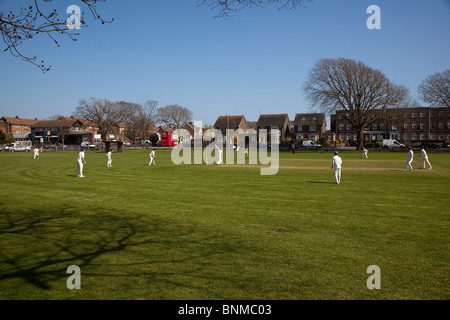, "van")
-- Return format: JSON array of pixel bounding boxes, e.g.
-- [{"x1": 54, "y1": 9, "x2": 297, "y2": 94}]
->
[
  {"x1": 302, "y1": 140, "x2": 321, "y2": 150},
  {"x1": 382, "y1": 139, "x2": 406, "y2": 149}
]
